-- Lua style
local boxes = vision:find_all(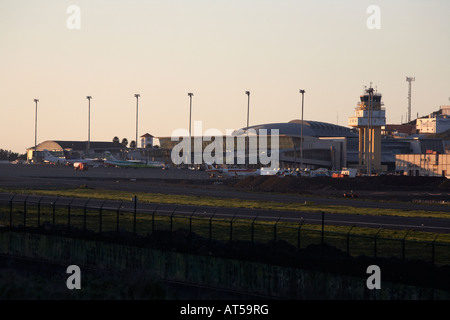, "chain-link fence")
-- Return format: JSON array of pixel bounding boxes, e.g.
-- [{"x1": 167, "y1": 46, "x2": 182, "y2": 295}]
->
[{"x1": 0, "y1": 193, "x2": 449, "y2": 266}]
